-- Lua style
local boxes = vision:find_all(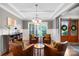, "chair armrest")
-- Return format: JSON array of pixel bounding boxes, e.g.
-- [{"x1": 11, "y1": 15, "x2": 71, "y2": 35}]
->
[
  {"x1": 45, "y1": 44, "x2": 58, "y2": 51},
  {"x1": 44, "y1": 44, "x2": 62, "y2": 56},
  {"x1": 23, "y1": 44, "x2": 34, "y2": 50},
  {"x1": 23, "y1": 44, "x2": 34, "y2": 56}
]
